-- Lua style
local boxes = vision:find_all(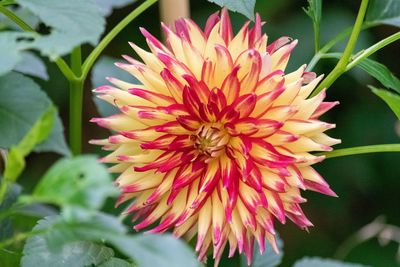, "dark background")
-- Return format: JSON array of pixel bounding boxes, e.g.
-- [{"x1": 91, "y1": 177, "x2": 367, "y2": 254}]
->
[{"x1": 20, "y1": 0, "x2": 400, "y2": 266}]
